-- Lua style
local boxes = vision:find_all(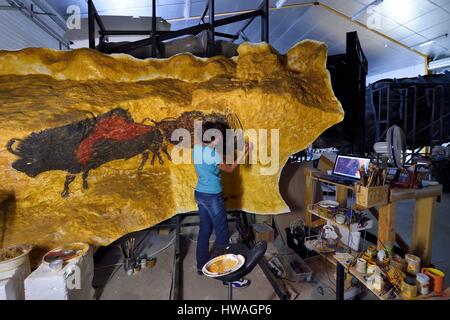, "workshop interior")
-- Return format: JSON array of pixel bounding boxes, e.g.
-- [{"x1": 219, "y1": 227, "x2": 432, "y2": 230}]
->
[{"x1": 0, "y1": 0, "x2": 450, "y2": 301}]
